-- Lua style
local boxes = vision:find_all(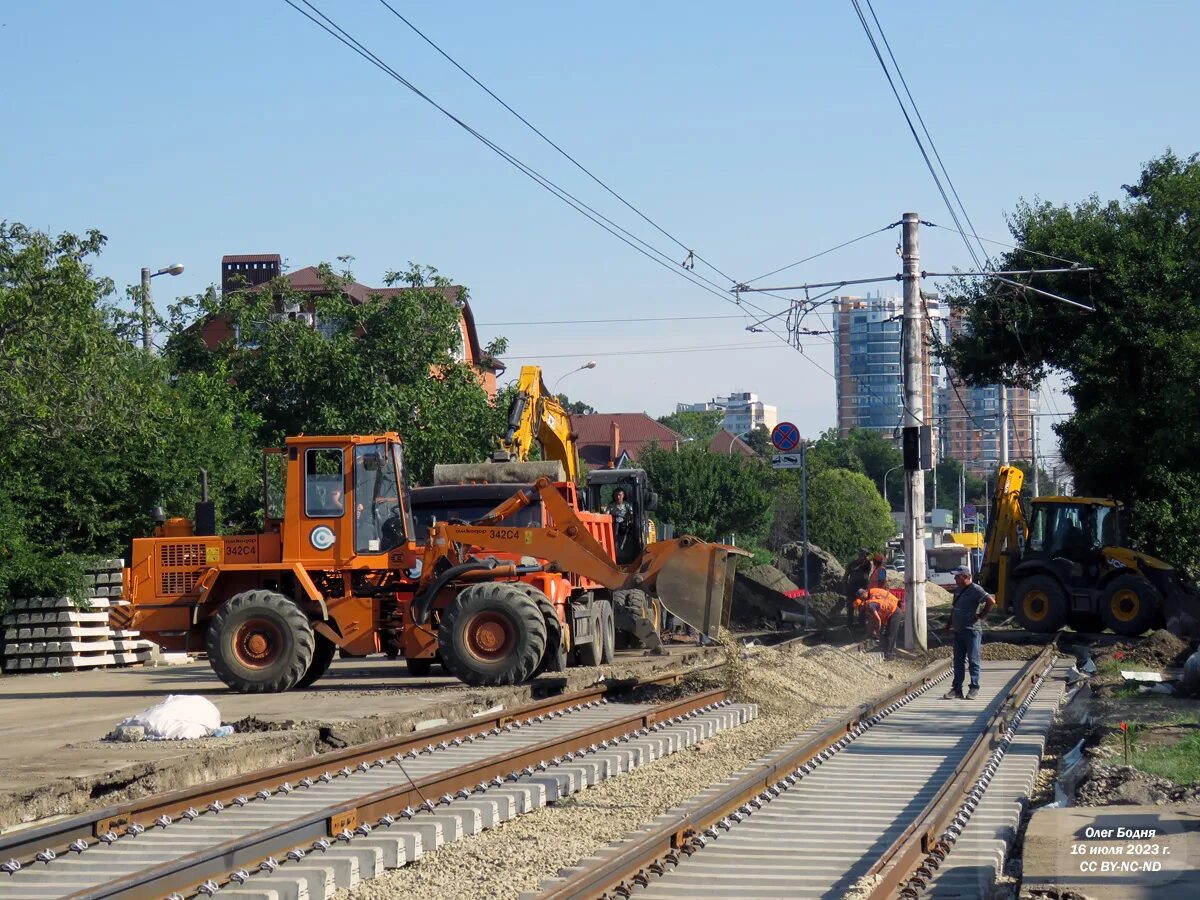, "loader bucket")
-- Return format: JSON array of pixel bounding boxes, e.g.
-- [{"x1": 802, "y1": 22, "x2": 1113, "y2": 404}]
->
[{"x1": 652, "y1": 540, "x2": 748, "y2": 640}]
